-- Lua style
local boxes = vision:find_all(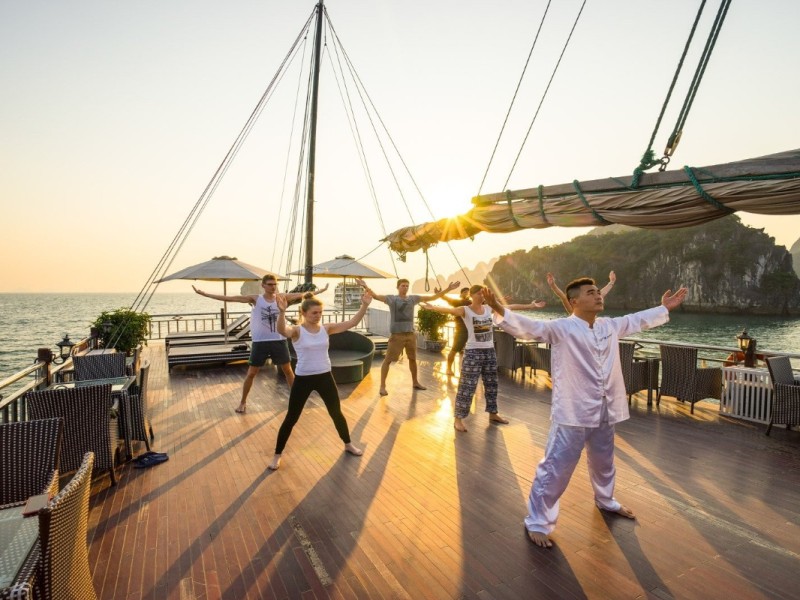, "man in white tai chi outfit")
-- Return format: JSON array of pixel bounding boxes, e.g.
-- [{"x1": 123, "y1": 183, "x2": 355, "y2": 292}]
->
[{"x1": 484, "y1": 278, "x2": 687, "y2": 548}]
